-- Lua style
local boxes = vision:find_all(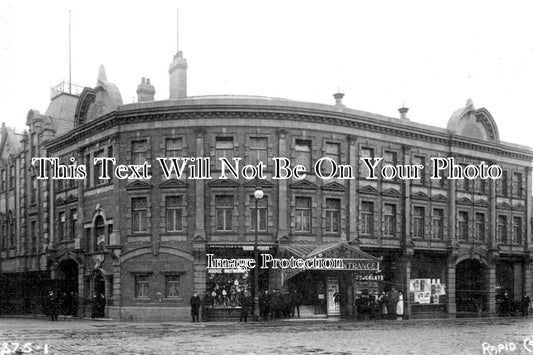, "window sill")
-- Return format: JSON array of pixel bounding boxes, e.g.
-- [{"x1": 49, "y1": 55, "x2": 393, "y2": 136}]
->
[{"x1": 133, "y1": 298, "x2": 151, "y2": 302}]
